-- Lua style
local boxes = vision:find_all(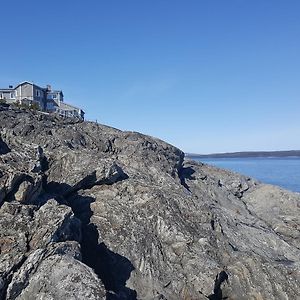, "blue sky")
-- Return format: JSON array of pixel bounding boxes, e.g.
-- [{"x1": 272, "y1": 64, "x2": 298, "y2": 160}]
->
[{"x1": 1, "y1": 0, "x2": 300, "y2": 153}]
